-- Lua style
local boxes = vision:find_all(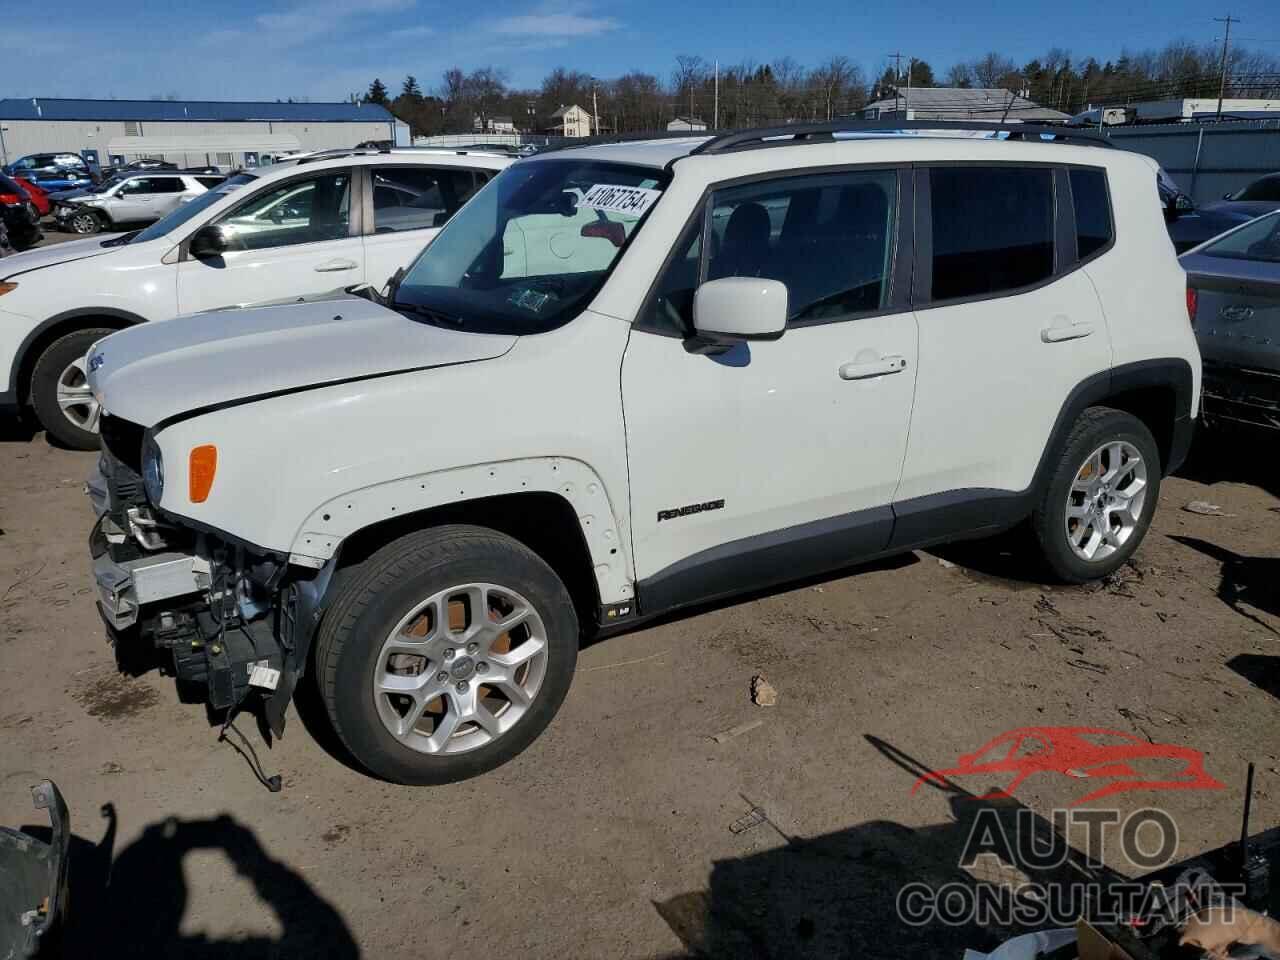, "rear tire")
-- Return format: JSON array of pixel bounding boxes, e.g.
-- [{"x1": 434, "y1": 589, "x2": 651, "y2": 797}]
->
[
  {"x1": 29, "y1": 328, "x2": 112, "y2": 450},
  {"x1": 314, "y1": 525, "x2": 579, "y2": 785},
  {"x1": 1032, "y1": 407, "x2": 1161, "y2": 583}
]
